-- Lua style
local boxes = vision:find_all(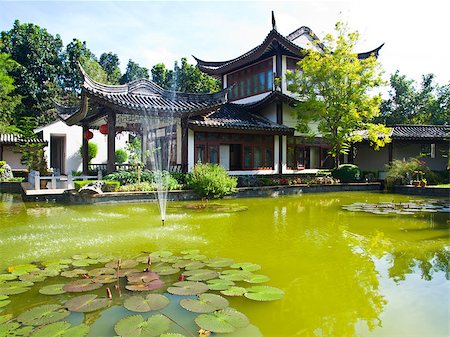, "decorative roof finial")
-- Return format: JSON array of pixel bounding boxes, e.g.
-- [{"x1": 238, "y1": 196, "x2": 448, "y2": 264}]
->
[{"x1": 272, "y1": 11, "x2": 277, "y2": 31}]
